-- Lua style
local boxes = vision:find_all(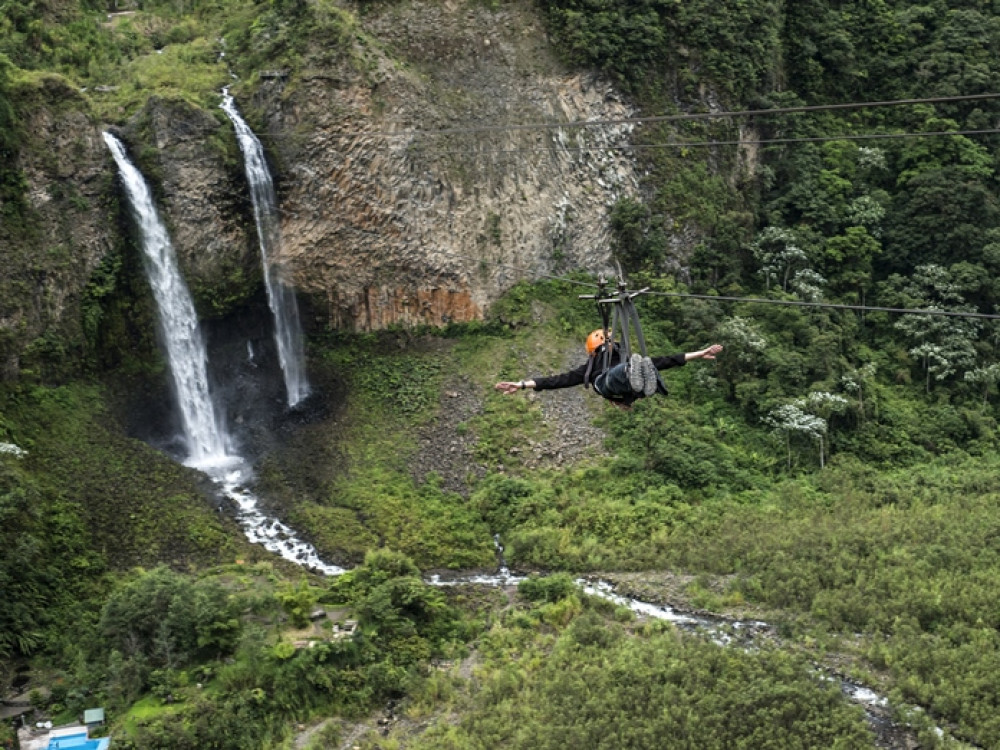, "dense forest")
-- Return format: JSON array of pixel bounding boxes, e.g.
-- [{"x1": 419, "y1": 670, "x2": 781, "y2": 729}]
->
[{"x1": 5, "y1": 0, "x2": 1000, "y2": 748}]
